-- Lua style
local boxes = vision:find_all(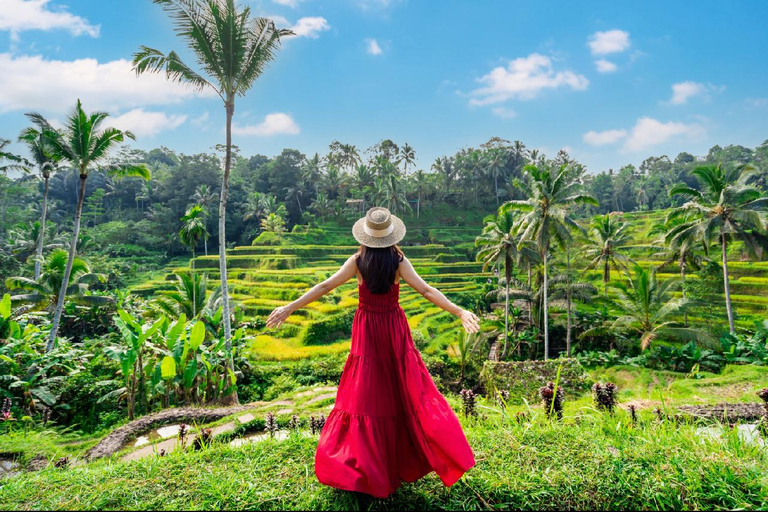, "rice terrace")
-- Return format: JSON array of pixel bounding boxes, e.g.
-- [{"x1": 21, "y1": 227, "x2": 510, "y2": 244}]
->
[{"x1": 1, "y1": 1, "x2": 768, "y2": 511}]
